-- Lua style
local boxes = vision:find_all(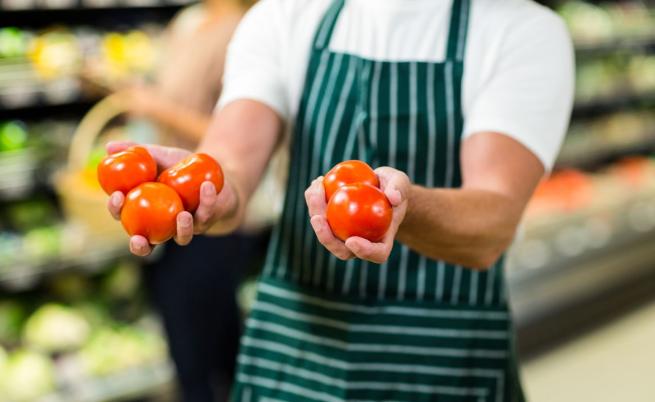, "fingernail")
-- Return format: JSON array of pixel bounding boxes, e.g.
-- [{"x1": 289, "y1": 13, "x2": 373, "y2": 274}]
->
[
  {"x1": 179, "y1": 214, "x2": 191, "y2": 228},
  {"x1": 203, "y1": 184, "x2": 214, "y2": 196},
  {"x1": 111, "y1": 193, "x2": 120, "y2": 206}
]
